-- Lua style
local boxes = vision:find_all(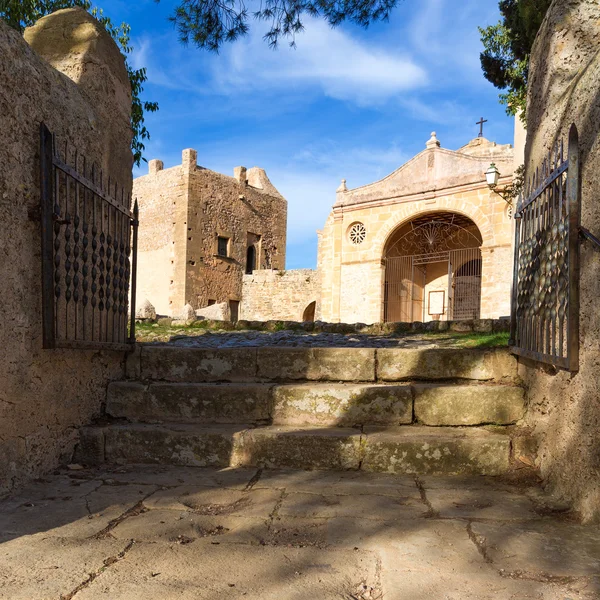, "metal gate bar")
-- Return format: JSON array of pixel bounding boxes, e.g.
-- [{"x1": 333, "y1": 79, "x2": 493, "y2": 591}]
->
[
  {"x1": 40, "y1": 123, "x2": 138, "y2": 350},
  {"x1": 509, "y1": 124, "x2": 580, "y2": 371},
  {"x1": 384, "y1": 248, "x2": 481, "y2": 323}
]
